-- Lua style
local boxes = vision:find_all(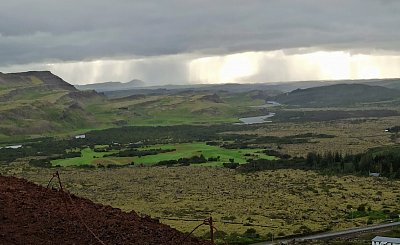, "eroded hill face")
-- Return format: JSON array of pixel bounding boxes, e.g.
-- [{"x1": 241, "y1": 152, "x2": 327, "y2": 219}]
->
[
  {"x1": 0, "y1": 71, "x2": 105, "y2": 138},
  {"x1": 0, "y1": 71, "x2": 76, "y2": 91},
  {"x1": 0, "y1": 175, "x2": 211, "y2": 245}
]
